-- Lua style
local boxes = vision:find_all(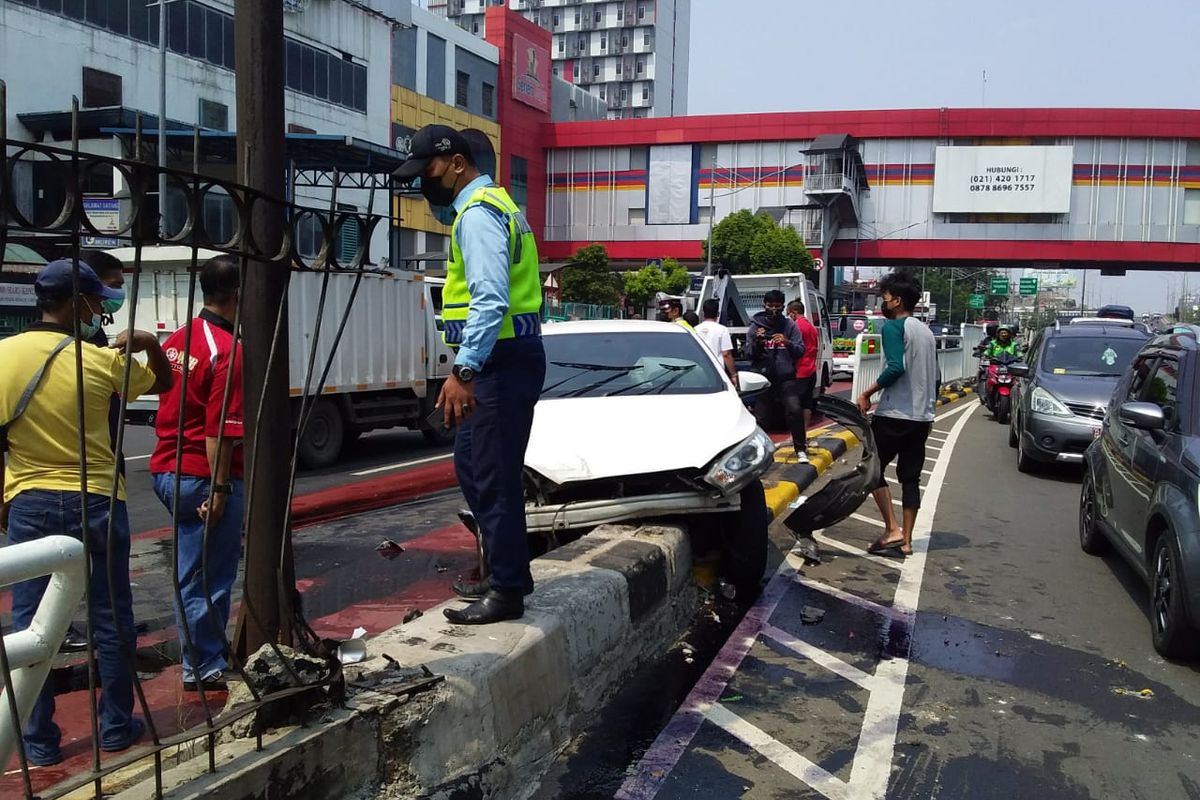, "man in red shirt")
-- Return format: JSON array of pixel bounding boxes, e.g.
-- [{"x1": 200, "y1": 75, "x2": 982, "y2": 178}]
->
[
  {"x1": 788, "y1": 299, "x2": 820, "y2": 459},
  {"x1": 150, "y1": 256, "x2": 244, "y2": 691}
]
